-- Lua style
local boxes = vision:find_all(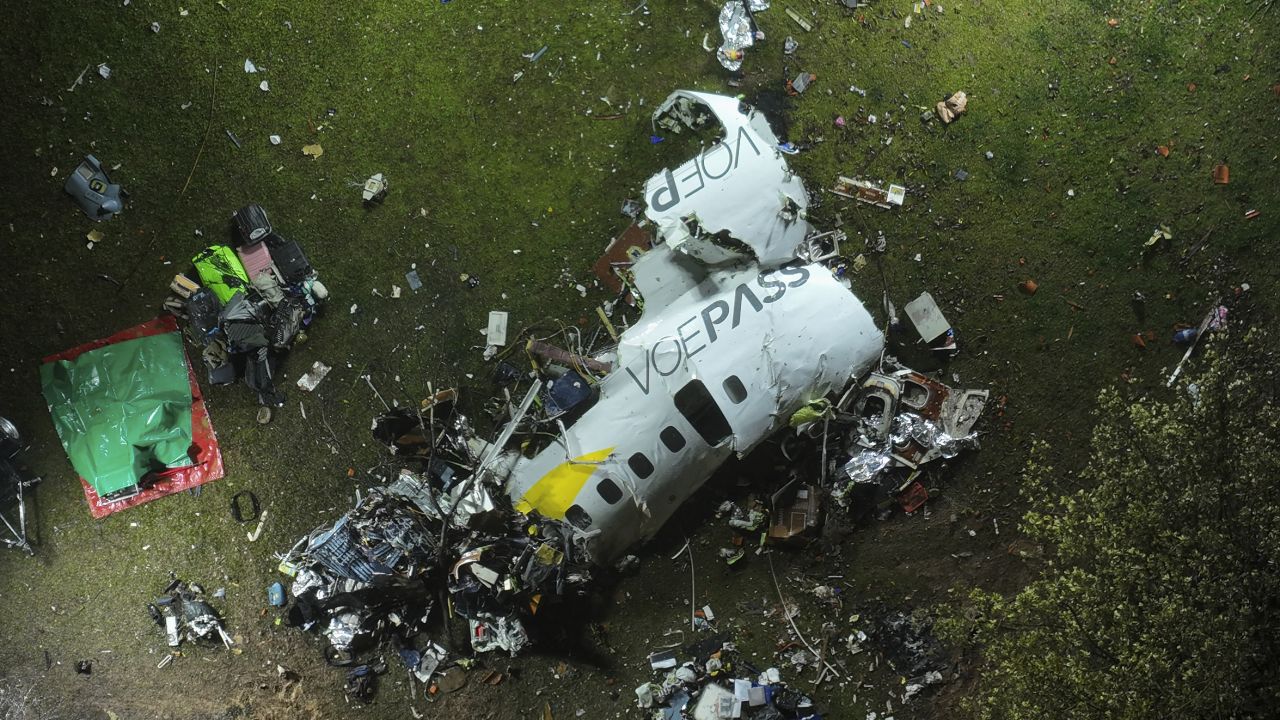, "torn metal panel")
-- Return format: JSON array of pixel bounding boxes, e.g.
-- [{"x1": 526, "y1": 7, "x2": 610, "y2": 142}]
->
[
  {"x1": 904, "y1": 292, "x2": 951, "y2": 343},
  {"x1": 645, "y1": 91, "x2": 812, "y2": 270},
  {"x1": 592, "y1": 222, "x2": 653, "y2": 294}
]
